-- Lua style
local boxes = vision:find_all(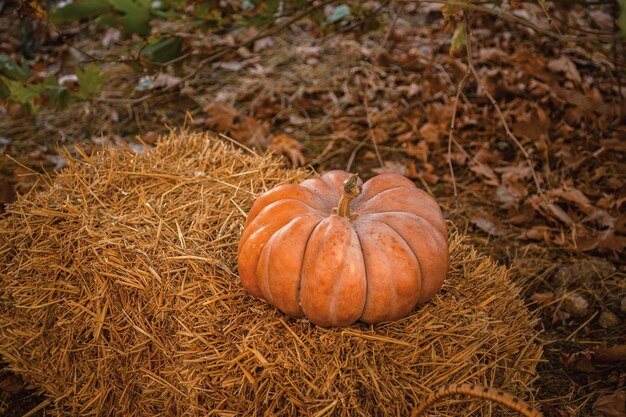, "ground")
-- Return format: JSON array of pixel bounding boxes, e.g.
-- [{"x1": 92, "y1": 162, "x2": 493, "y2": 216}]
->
[{"x1": 0, "y1": 1, "x2": 625, "y2": 416}]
